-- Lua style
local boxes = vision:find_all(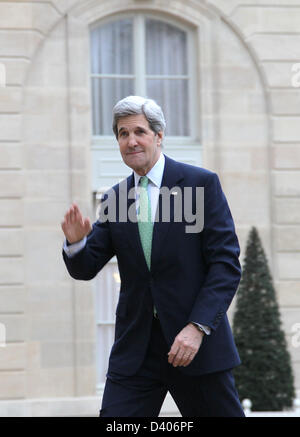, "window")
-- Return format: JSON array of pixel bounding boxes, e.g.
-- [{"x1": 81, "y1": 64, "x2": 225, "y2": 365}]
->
[{"x1": 90, "y1": 14, "x2": 196, "y2": 138}]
